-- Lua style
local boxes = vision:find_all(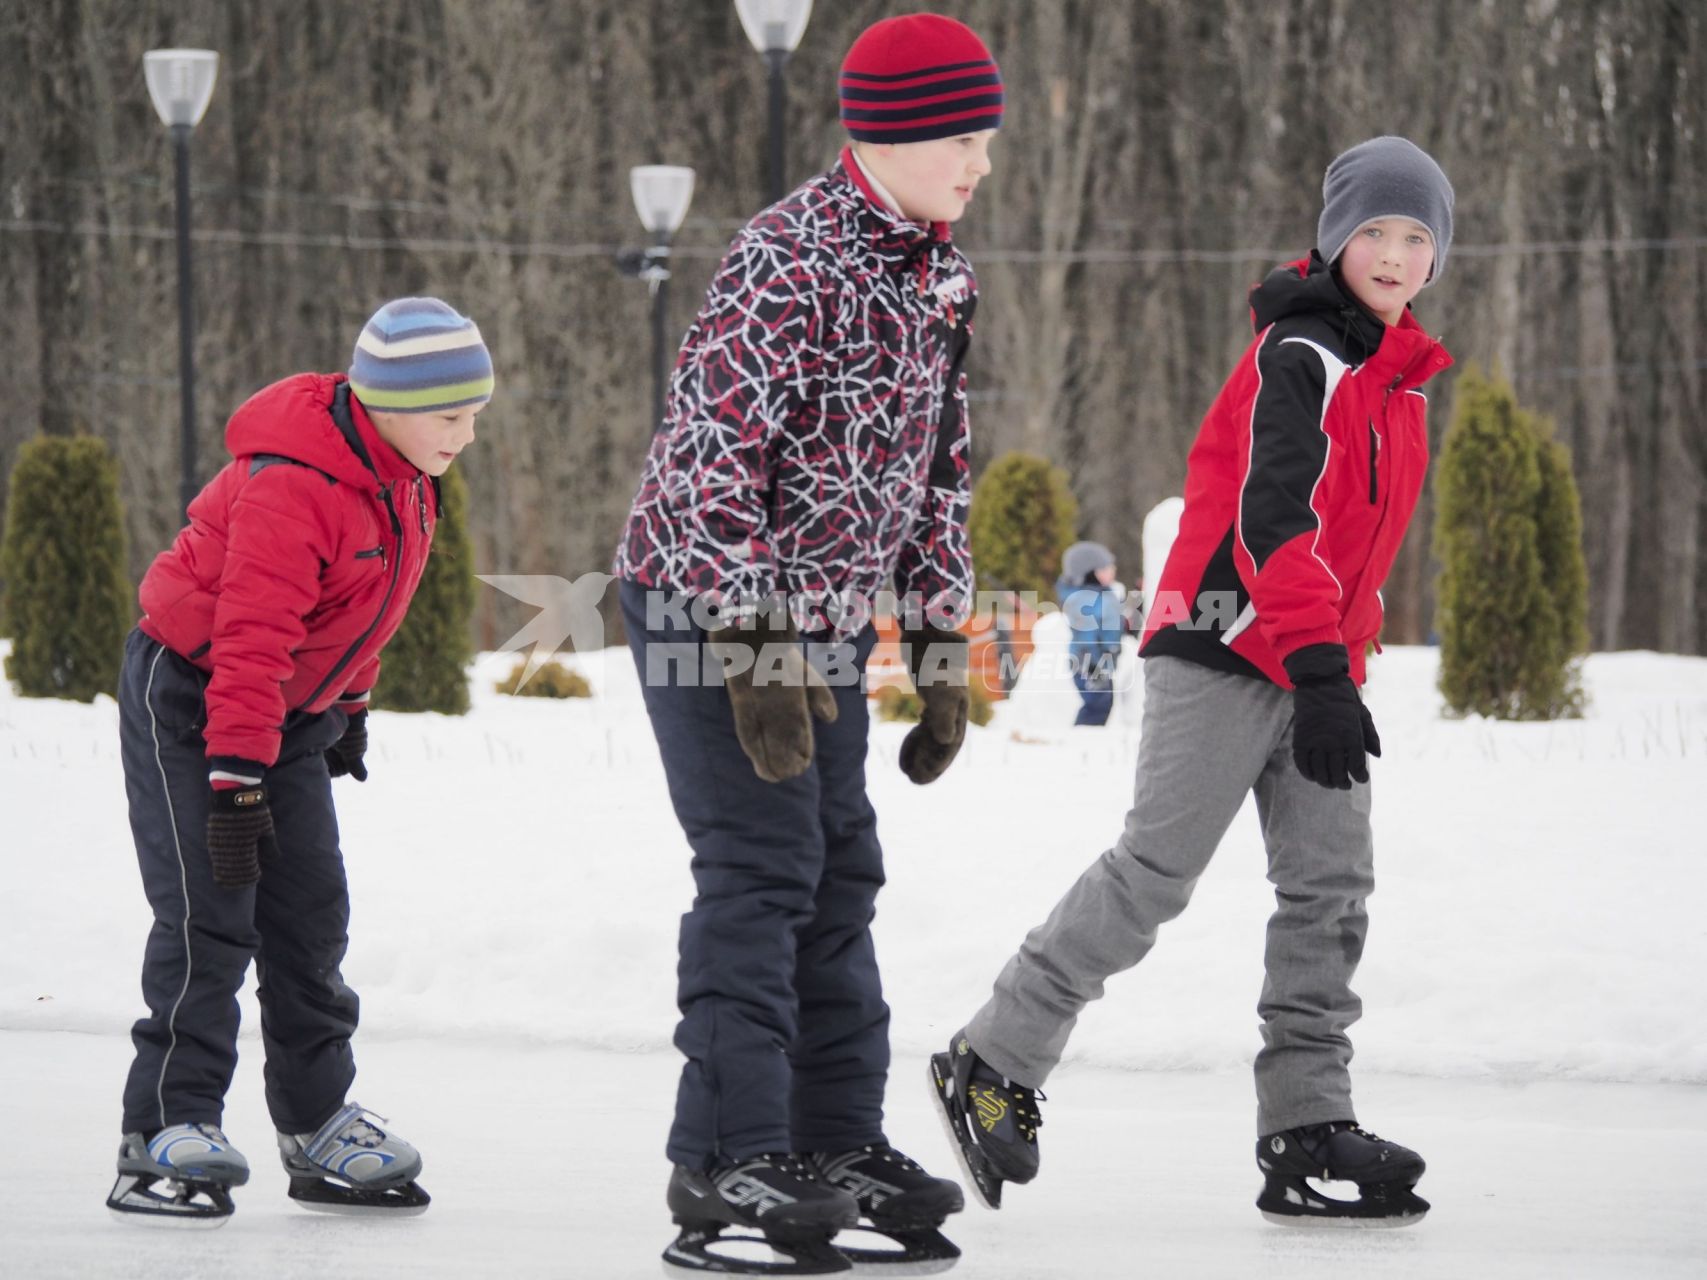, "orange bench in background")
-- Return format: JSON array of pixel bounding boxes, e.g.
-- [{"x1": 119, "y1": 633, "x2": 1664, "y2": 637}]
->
[{"x1": 866, "y1": 594, "x2": 1043, "y2": 702}]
